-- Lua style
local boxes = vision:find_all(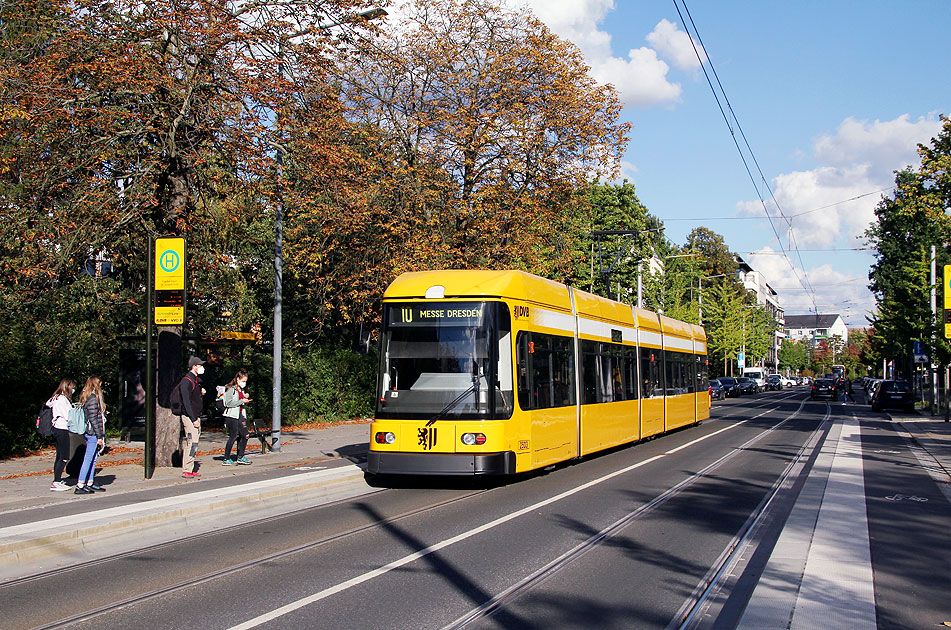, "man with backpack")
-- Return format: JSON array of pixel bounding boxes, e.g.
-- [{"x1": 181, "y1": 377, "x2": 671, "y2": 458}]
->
[{"x1": 172, "y1": 356, "x2": 206, "y2": 479}]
